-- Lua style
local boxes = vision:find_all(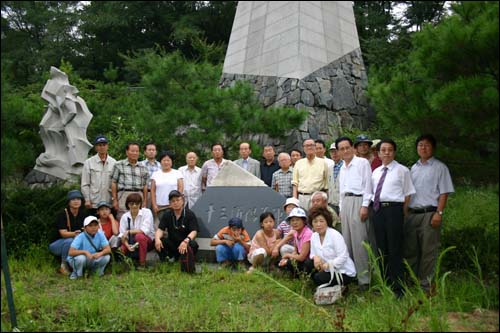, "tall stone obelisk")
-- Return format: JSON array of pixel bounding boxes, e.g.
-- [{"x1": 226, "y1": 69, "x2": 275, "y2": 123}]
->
[{"x1": 220, "y1": 1, "x2": 372, "y2": 150}]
